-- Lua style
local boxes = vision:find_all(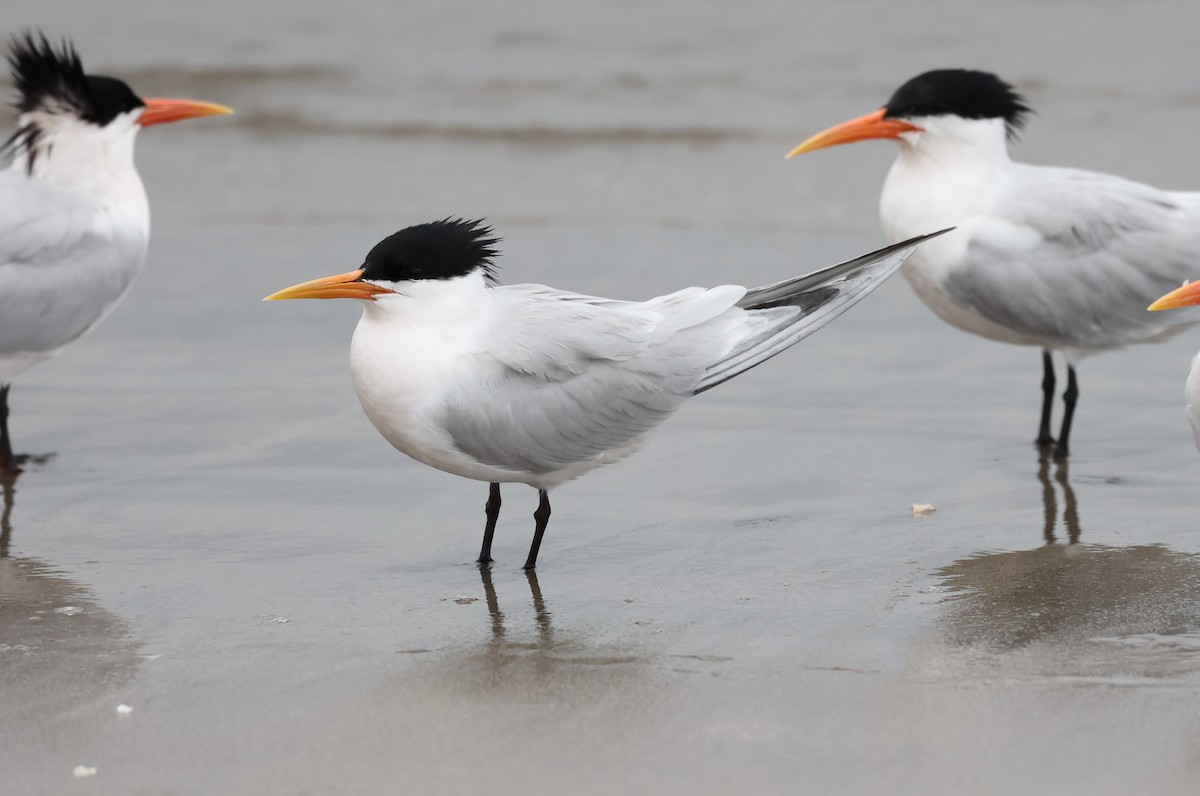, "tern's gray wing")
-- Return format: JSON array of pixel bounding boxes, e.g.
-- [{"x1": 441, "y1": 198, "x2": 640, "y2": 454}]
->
[
  {"x1": 945, "y1": 165, "x2": 1200, "y2": 350},
  {"x1": 440, "y1": 234, "x2": 931, "y2": 475},
  {"x1": 440, "y1": 284, "x2": 746, "y2": 475},
  {"x1": 0, "y1": 170, "x2": 98, "y2": 263},
  {"x1": 0, "y1": 170, "x2": 144, "y2": 355}
]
